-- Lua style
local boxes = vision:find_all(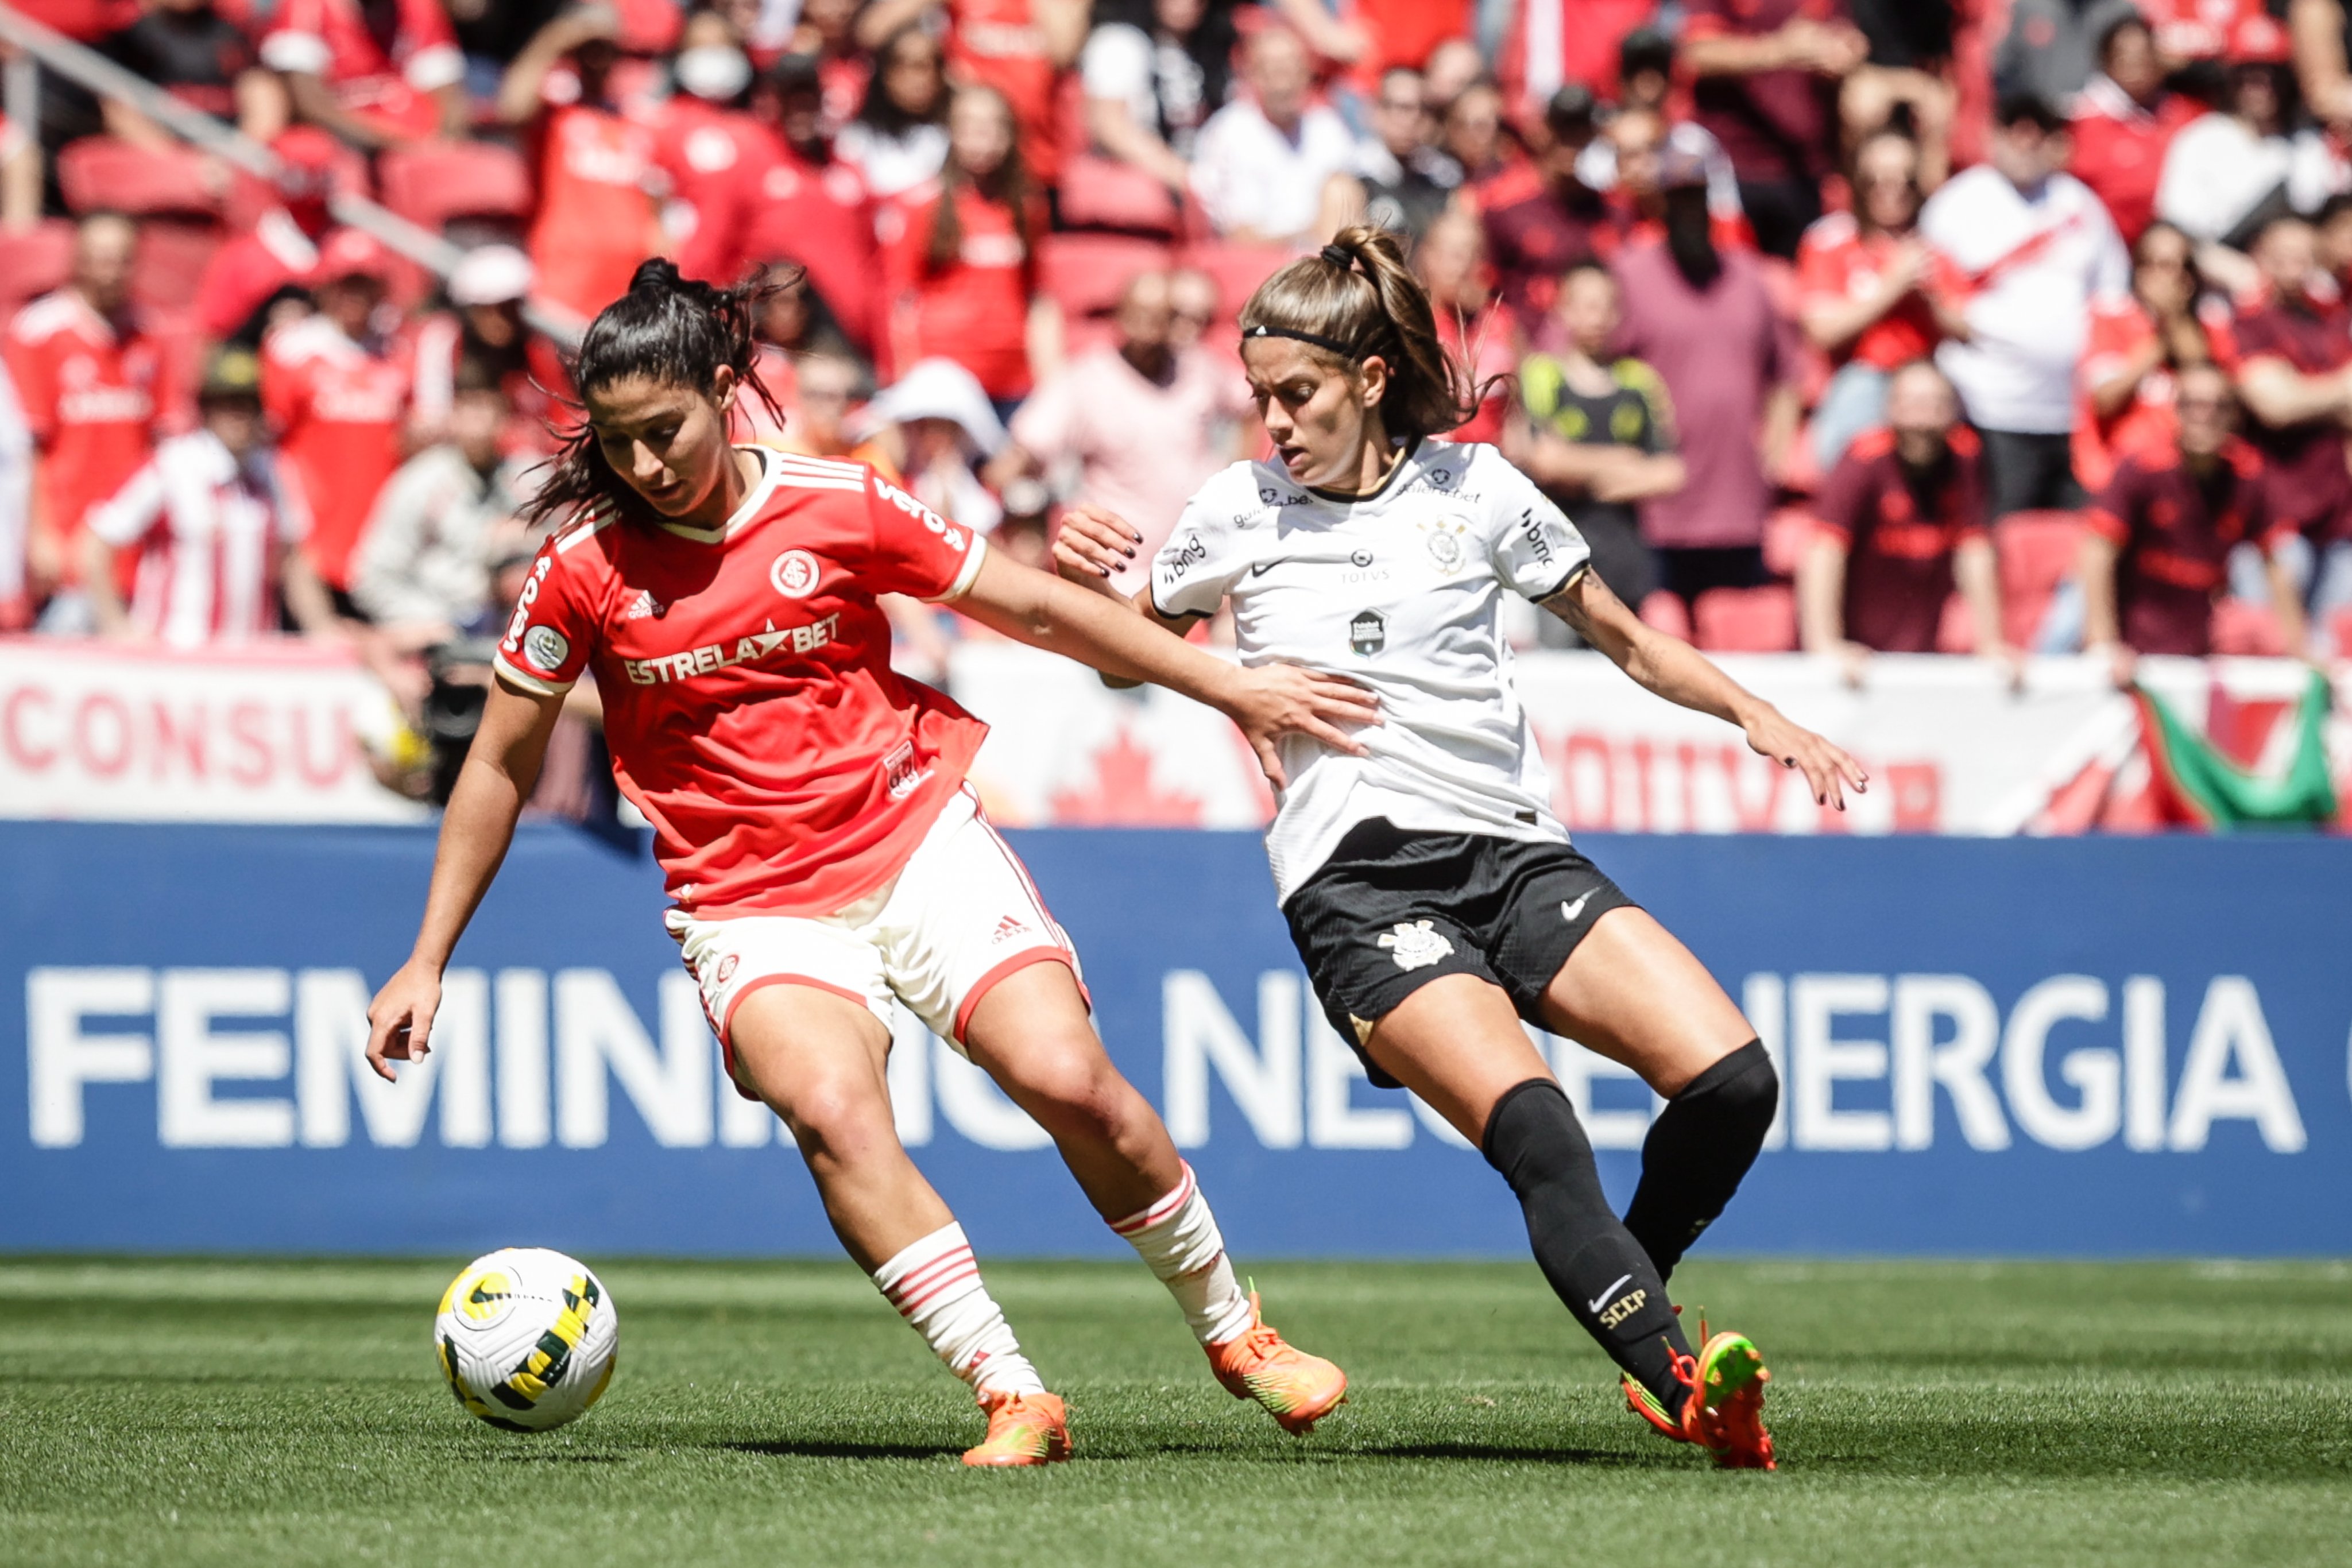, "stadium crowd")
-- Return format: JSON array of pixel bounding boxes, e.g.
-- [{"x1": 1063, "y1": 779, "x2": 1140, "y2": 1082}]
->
[{"x1": 6, "y1": 0, "x2": 2352, "y2": 806}]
